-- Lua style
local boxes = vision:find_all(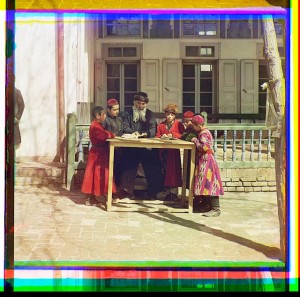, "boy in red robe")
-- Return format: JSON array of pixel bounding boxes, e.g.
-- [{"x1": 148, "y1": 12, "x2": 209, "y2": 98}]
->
[
  {"x1": 155, "y1": 104, "x2": 185, "y2": 201},
  {"x1": 81, "y1": 106, "x2": 116, "y2": 206}
]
